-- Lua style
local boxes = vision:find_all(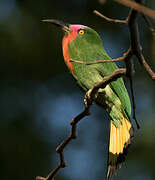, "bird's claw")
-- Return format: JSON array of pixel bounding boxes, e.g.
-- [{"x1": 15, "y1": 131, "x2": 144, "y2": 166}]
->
[{"x1": 84, "y1": 89, "x2": 93, "y2": 108}]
